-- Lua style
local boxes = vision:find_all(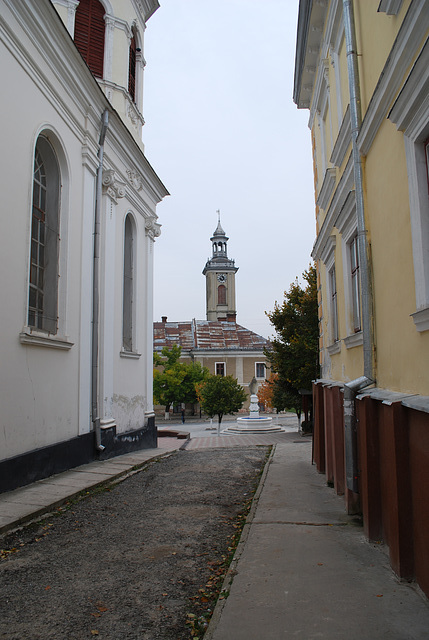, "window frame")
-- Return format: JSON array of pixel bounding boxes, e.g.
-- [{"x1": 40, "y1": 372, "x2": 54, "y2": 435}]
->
[
  {"x1": 255, "y1": 362, "x2": 266, "y2": 379},
  {"x1": 28, "y1": 136, "x2": 60, "y2": 335},
  {"x1": 122, "y1": 213, "x2": 136, "y2": 352},
  {"x1": 215, "y1": 362, "x2": 226, "y2": 376},
  {"x1": 388, "y1": 39, "x2": 429, "y2": 331}
]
